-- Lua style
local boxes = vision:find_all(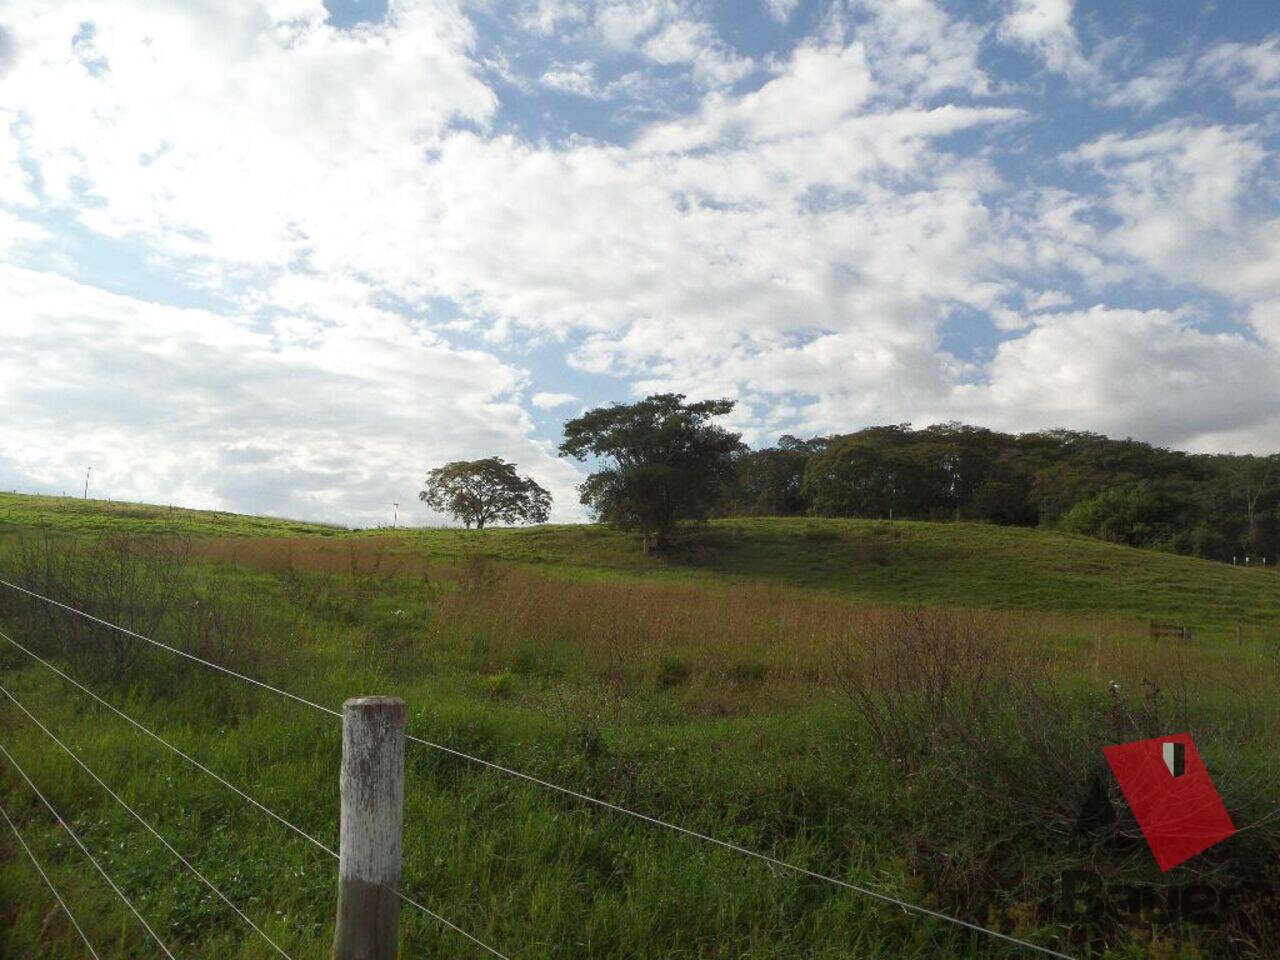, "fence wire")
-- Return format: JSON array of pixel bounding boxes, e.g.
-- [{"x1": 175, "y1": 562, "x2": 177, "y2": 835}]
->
[{"x1": 0, "y1": 577, "x2": 1077, "y2": 959}]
